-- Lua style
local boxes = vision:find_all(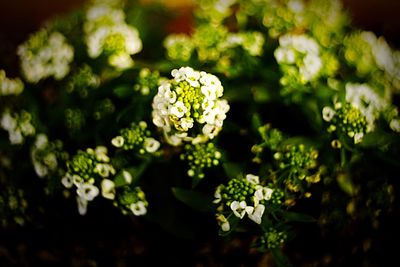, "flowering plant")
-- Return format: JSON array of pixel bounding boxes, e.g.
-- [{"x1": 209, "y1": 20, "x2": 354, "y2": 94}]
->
[{"x1": 1, "y1": 0, "x2": 399, "y2": 265}]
